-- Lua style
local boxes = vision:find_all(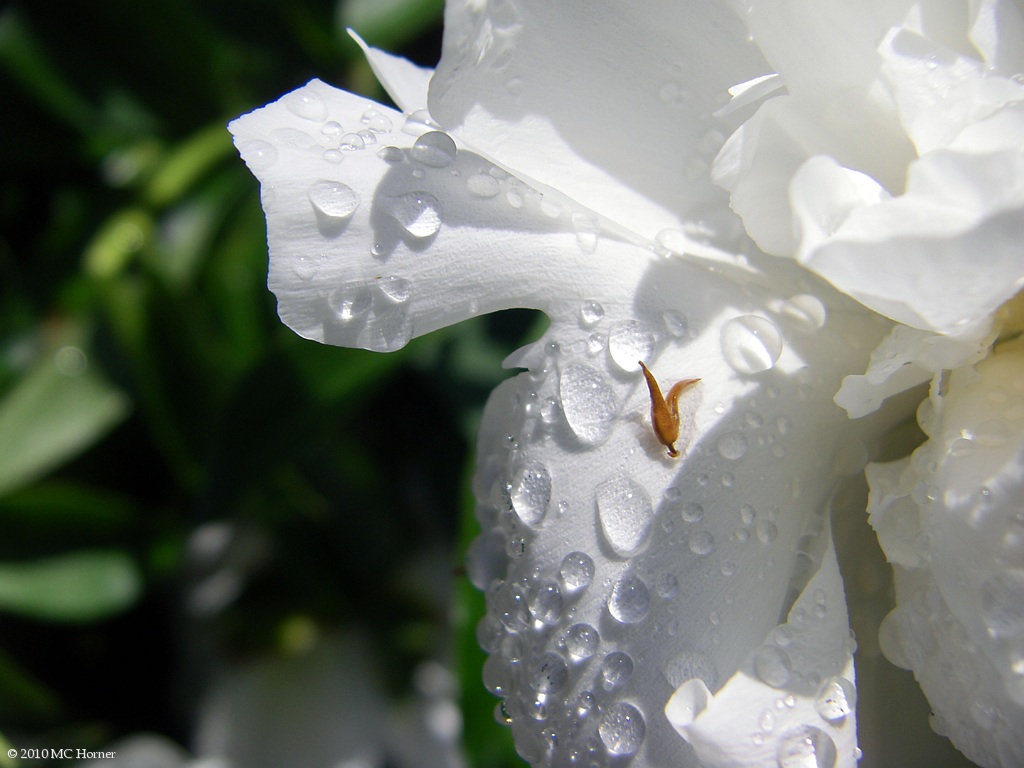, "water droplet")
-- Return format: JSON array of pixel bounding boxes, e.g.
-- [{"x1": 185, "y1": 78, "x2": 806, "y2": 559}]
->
[
  {"x1": 980, "y1": 569, "x2": 1024, "y2": 637},
  {"x1": 576, "y1": 691, "x2": 597, "y2": 716},
  {"x1": 741, "y1": 504, "x2": 756, "y2": 525},
  {"x1": 607, "y1": 320, "x2": 654, "y2": 372},
  {"x1": 599, "y1": 703, "x2": 645, "y2": 756},
  {"x1": 364, "y1": 112, "x2": 393, "y2": 133},
  {"x1": 402, "y1": 108, "x2": 438, "y2": 136},
  {"x1": 756, "y1": 519, "x2": 779, "y2": 544},
  {"x1": 356, "y1": 129, "x2": 377, "y2": 145},
  {"x1": 377, "y1": 275, "x2": 411, "y2": 303},
  {"x1": 717, "y1": 432, "x2": 748, "y2": 460},
  {"x1": 662, "y1": 310, "x2": 689, "y2": 337},
  {"x1": 239, "y1": 140, "x2": 278, "y2": 170},
  {"x1": 308, "y1": 180, "x2": 359, "y2": 221},
  {"x1": 815, "y1": 677, "x2": 855, "y2": 724},
  {"x1": 753, "y1": 646, "x2": 791, "y2": 688},
  {"x1": 271, "y1": 127, "x2": 318, "y2": 149},
  {"x1": 572, "y1": 213, "x2": 600, "y2": 253},
  {"x1": 283, "y1": 90, "x2": 327, "y2": 120},
  {"x1": 539, "y1": 397, "x2": 560, "y2": 424},
  {"x1": 327, "y1": 283, "x2": 372, "y2": 322},
  {"x1": 506, "y1": 189, "x2": 525, "y2": 208},
  {"x1": 781, "y1": 294, "x2": 827, "y2": 331},
  {"x1": 323, "y1": 149, "x2": 344, "y2": 164},
  {"x1": 529, "y1": 581, "x2": 562, "y2": 625},
  {"x1": 378, "y1": 146, "x2": 405, "y2": 164},
  {"x1": 321, "y1": 120, "x2": 343, "y2": 137},
  {"x1": 656, "y1": 228, "x2": 689, "y2": 254},
  {"x1": 339, "y1": 133, "x2": 365, "y2": 150},
  {"x1": 608, "y1": 574, "x2": 651, "y2": 624},
  {"x1": 362, "y1": 307, "x2": 413, "y2": 352},
  {"x1": 467, "y1": 173, "x2": 500, "y2": 197},
  {"x1": 511, "y1": 463, "x2": 552, "y2": 526},
  {"x1": 776, "y1": 725, "x2": 838, "y2": 768},
  {"x1": 601, "y1": 651, "x2": 634, "y2": 688},
  {"x1": 597, "y1": 476, "x2": 653, "y2": 556},
  {"x1": 540, "y1": 197, "x2": 562, "y2": 218},
  {"x1": 529, "y1": 652, "x2": 568, "y2": 693},
  {"x1": 410, "y1": 131, "x2": 457, "y2": 167},
  {"x1": 565, "y1": 623, "x2": 600, "y2": 660},
  {"x1": 580, "y1": 300, "x2": 605, "y2": 326},
  {"x1": 655, "y1": 572, "x2": 679, "y2": 598},
  {"x1": 682, "y1": 502, "x2": 704, "y2": 524},
  {"x1": 689, "y1": 531, "x2": 715, "y2": 555},
  {"x1": 560, "y1": 551, "x2": 595, "y2": 590},
  {"x1": 721, "y1": 315, "x2": 784, "y2": 374},
  {"x1": 386, "y1": 192, "x2": 442, "y2": 238},
  {"x1": 559, "y1": 364, "x2": 618, "y2": 445}
]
